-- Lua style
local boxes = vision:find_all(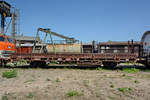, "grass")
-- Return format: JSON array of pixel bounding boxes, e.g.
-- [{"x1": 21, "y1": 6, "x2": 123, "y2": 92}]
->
[
  {"x1": 46, "y1": 78, "x2": 51, "y2": 81},
  {"x1": 56, "y1": 78, "x2": 61, "y2": 82},
  {"x1": 67, "y1": 90, "x2": 79, "y2": 97},
  {"x1": 83, "y1": 80, "x2": 89, "y2": 87},
  {"x1": 121, "y1": 74, "x2": 133, "y2": 80},
  {"x1": 110, "y1": 84, "x2": 114, "y2": 88},
  {"x1": 118, "y1": 87, "x2": 133, "y2": 93},
  {"x1": 108, "y1": 96, "x2": 115, "y2": 100},
  {"x1": 122, "y1": 68, "x2": 140, "y2": 73},
  {"x1": 147, "y1": 74, "x2": 150, "y2": 79},
  {"x1": 120, "y1": 62, "x2": 143, "y2": 66},
  {"x1": 122, "y1": 74, "x2": 126, "y2": 77},
  {"x1": 143, "y1": 69, "x2": 150, "y2": 72},
  {"x1": 1, "y1": 96, "x2": 8, "y2": 100},
  {"x1": 134, "y1": 80, "x2": 140, "y2": 83},
  {"x1": 24, "y1": 79, "x2": 35, "y2": 83},
  {"x1": 96, "y1": 67, "x2": 103, "y2": 71},
  {"x1": 2, "y1": 69, "x2": 17, "y2": 78},
  {"x1": 26, "y1": 93, "x2": 34, "y2": 98}
]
